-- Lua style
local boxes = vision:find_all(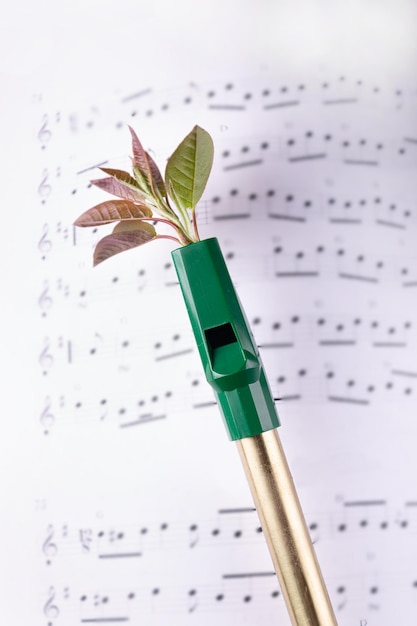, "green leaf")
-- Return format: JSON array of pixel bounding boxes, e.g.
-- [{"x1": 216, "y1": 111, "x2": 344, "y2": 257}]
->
[
  {"x1": 93, "y1": 222, "x2": 157, "y2": 266},
  {"x1": 112, "y1": 219, "x2": 155, "y2": 234},
  {"x1": 74, "y1": 199, "x2": 152, "y2": 227},
  {"x1": 165, "y1": 125, "x2": 214, "y2": 211}
]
